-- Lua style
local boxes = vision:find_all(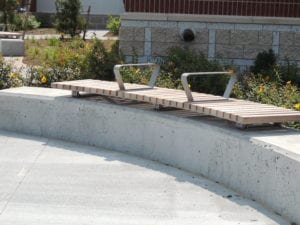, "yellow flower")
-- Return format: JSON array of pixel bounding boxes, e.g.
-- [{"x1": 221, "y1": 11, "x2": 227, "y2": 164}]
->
[
  {"x1": 41, "y1": 76, "x2": 47, "y2": 84},
  {"x1": 227, "y1": 68, "x2": 235, "y2": 74},
  {"x1": 294, "y1": 103, "x2": 300, "y2": 110},
  {"x1": 168, "y1": 61, "x2": 174, "y2": 67},
  {"x1": 258, "y1": 85, "x2": 264, "y2": 94},
  {"x1": 135, "y1": 68, "x2": 141, "y2": 74},
  {"x1": 9, "y1": 72, "x2": 15, "y2": 79}
]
